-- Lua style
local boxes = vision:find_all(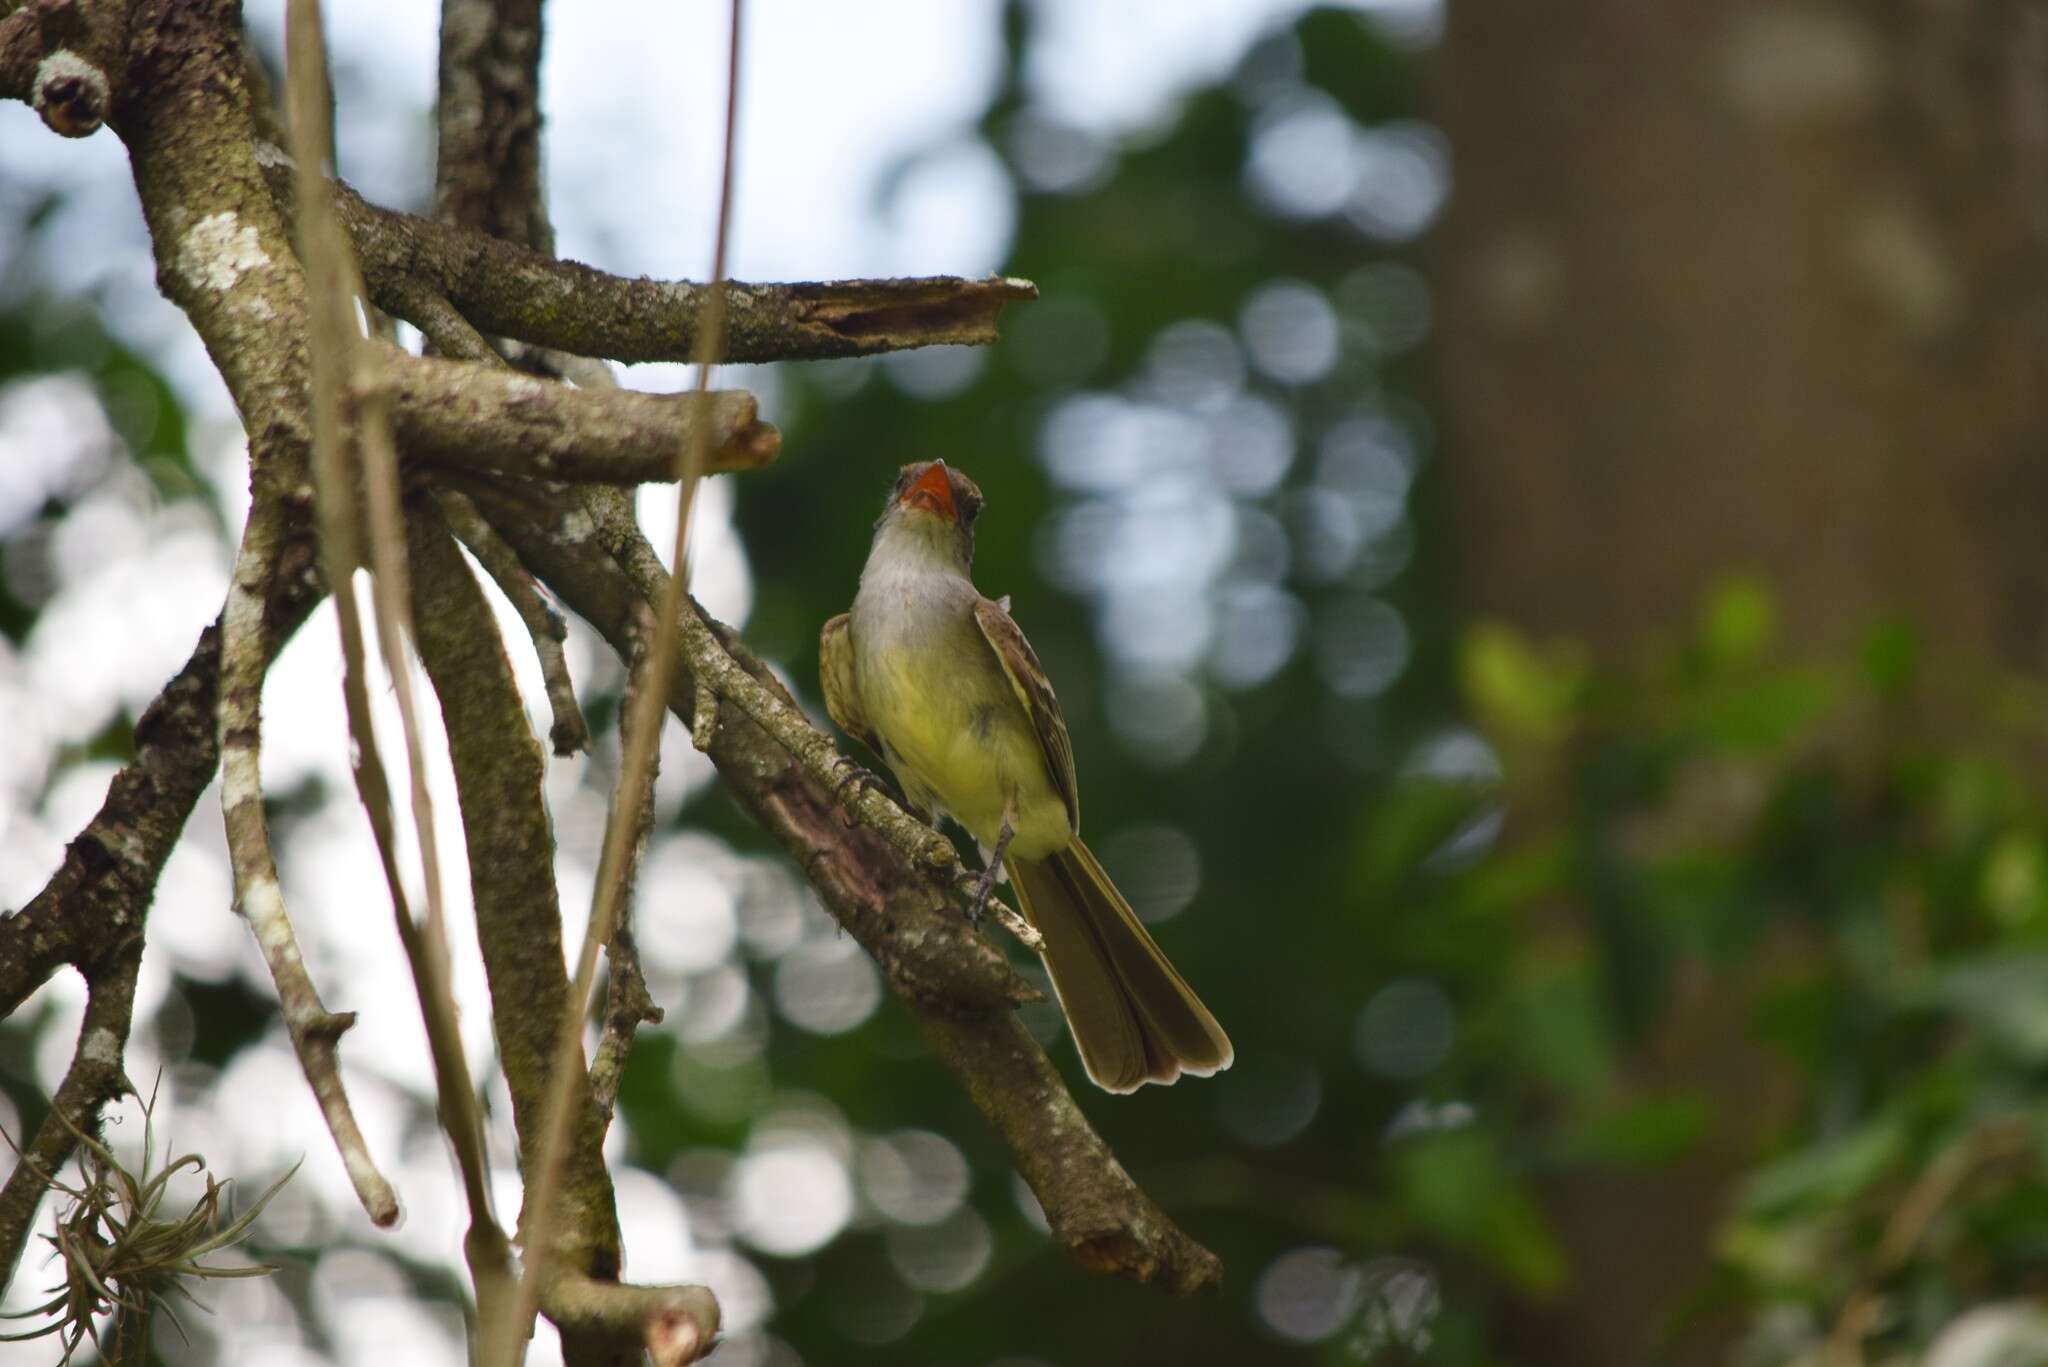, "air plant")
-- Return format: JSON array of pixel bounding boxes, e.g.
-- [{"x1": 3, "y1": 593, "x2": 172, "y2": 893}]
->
[{"x1": 0, "y1": 1088, "x2": 296, "y2": 1364}]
